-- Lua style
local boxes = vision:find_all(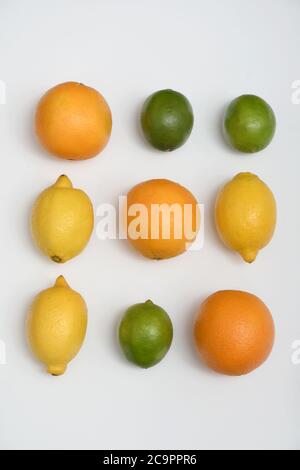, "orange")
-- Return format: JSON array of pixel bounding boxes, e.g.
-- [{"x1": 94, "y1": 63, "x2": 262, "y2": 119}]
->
[
  {"x1": 194, "y1": 290, "x2": 275, "y2": 376},
  {"x1": 126, "y1": 179, "x2": 200, "y2": 259},
  {"x1": 35, "y1": 81, "x2": 112, "y2": 160}
]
